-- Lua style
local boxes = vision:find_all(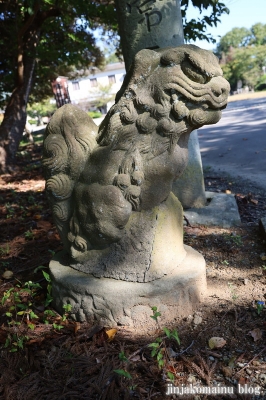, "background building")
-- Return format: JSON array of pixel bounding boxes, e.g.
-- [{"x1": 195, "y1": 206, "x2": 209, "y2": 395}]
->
[{"x1": 68, "y1": 62, "x2": 126, "y2": 113}]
